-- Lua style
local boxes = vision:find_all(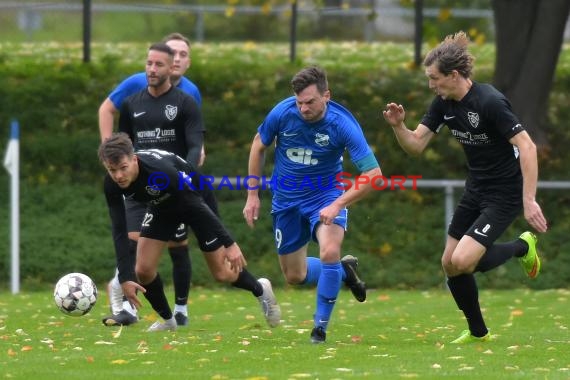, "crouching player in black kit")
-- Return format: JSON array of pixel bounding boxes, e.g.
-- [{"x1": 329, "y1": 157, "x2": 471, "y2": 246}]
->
[{"x1": 99, "y1": 132, "x2": 281, "y2": 332}]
